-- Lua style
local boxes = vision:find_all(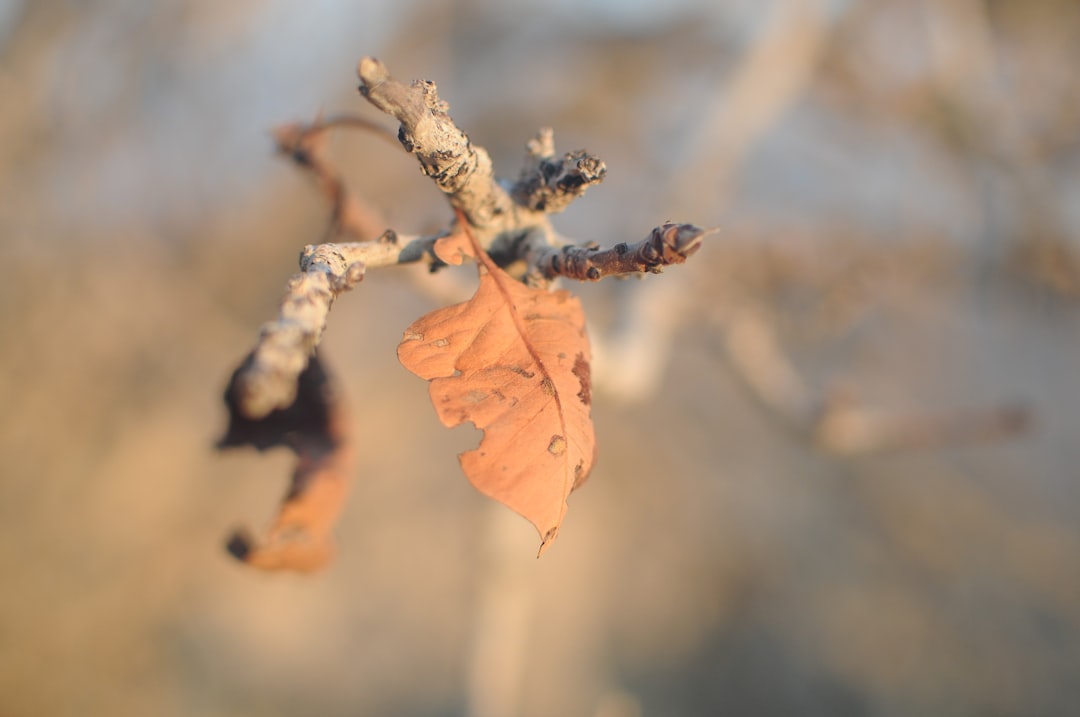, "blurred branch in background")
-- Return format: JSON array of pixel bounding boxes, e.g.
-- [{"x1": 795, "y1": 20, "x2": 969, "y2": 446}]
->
[
  {"x1": 591, "y1": 0, "x2": 1063, "y2": 450},
  {"x1": 722, "y1": 302, "x2": 1028, "y2": 455},
  {"x1": 592, "y1": 0, "x2": 835, "y2": 403},
  {"x1": 664, "y1": 0, "x2": 833, "y2": 214}
]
